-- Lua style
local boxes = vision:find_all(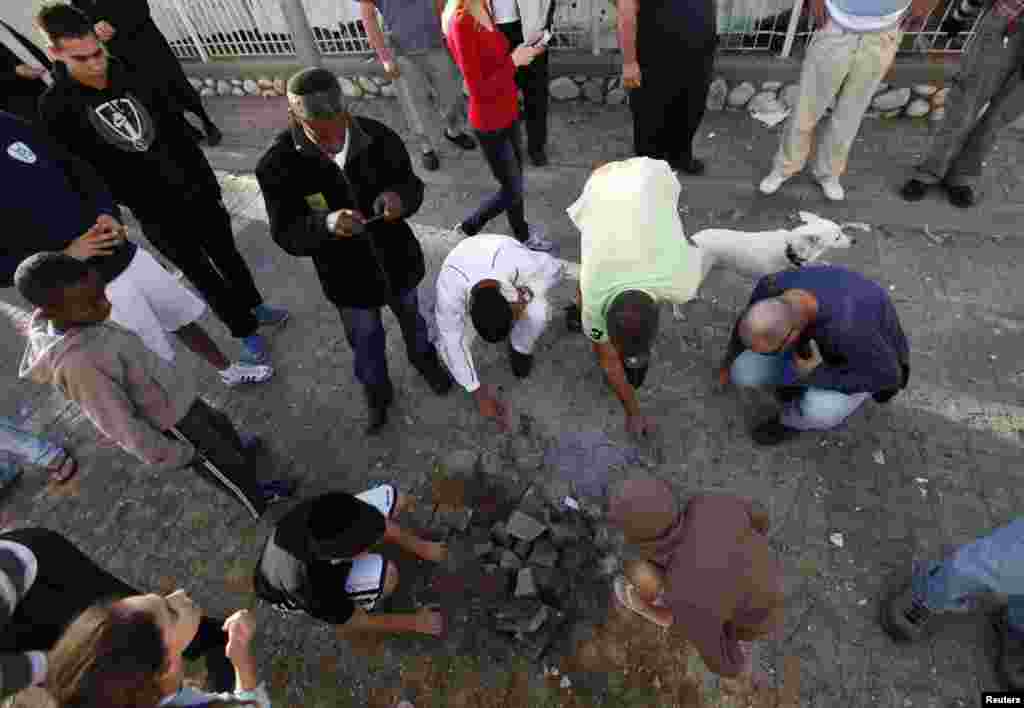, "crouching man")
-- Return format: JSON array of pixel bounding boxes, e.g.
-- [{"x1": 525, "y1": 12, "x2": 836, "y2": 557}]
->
[
  {"x1": 719, "y1": 264, "x2": 910, "y2": 445},
  {"x1": 254, "y1": 486, "x2": 446, "y2": 637},
  {"x1": 607, "y1": 476, "x2": 784, "y2": 681}
]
